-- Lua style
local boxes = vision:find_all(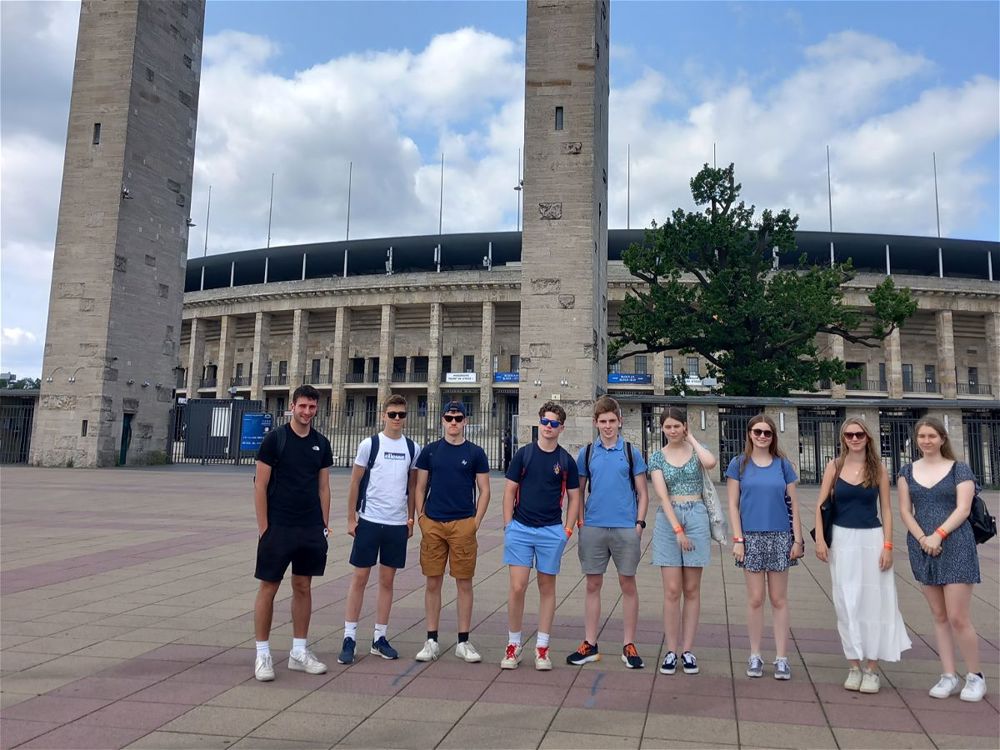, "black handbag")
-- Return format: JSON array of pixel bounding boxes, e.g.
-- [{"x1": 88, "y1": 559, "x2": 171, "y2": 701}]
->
[
  {"x1": 969, "y1": 492, "x2": 997, "y2": 545},
  {"x1": 809, "y1": 491, "x2": 834, "y2": 544}
]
